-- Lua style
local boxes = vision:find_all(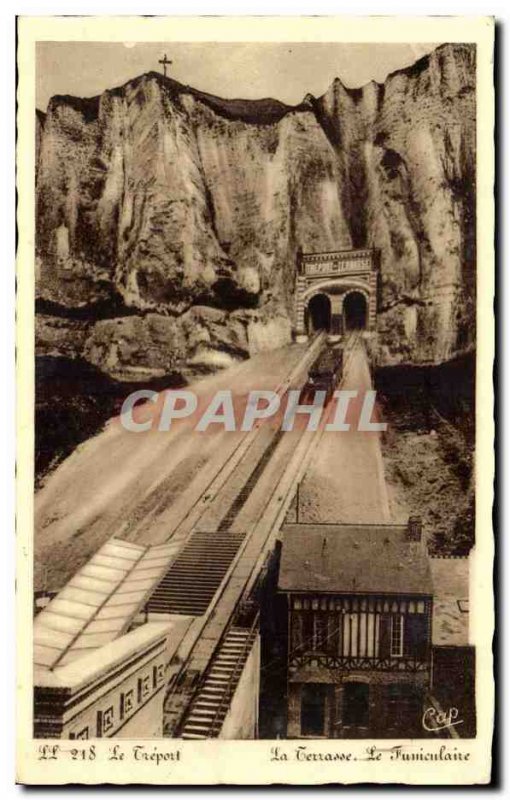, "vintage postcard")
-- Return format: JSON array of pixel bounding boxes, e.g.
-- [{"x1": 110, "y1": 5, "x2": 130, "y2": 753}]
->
[{"x1": 16, "y1": 15, "x2": 494, "y2": 785}]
